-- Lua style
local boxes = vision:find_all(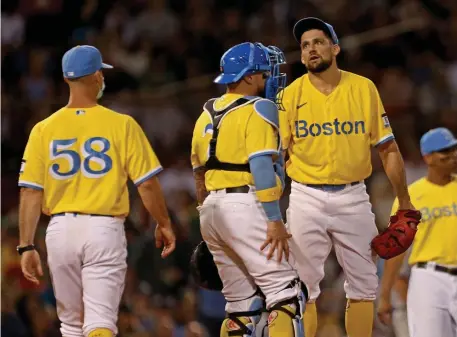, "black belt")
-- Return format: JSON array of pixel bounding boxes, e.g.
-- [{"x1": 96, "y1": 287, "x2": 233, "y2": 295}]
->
[
  {"x1": 416, "y1": 262, "x2": 457, "y2": 276},
  {"x1": 51, "y1": 212, "x2": 115, "y2": 218},
  {"x1": 223, "y1": 185, "x2": 250, "y2": 193},
  {"x1": 296, "y1": 180, "x2": 360, "y2": 192}
]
